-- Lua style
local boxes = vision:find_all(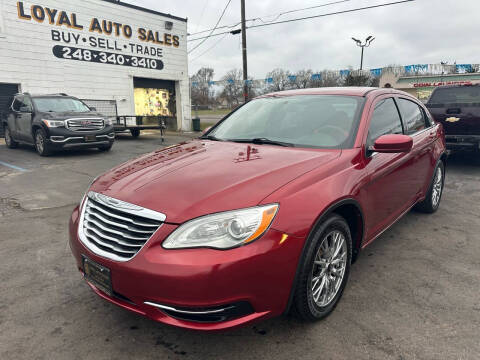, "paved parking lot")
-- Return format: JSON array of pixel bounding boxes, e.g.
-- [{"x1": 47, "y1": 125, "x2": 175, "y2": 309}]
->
[{"x1": 1, "y1": 133, "x2": 479, "y2": 360}]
